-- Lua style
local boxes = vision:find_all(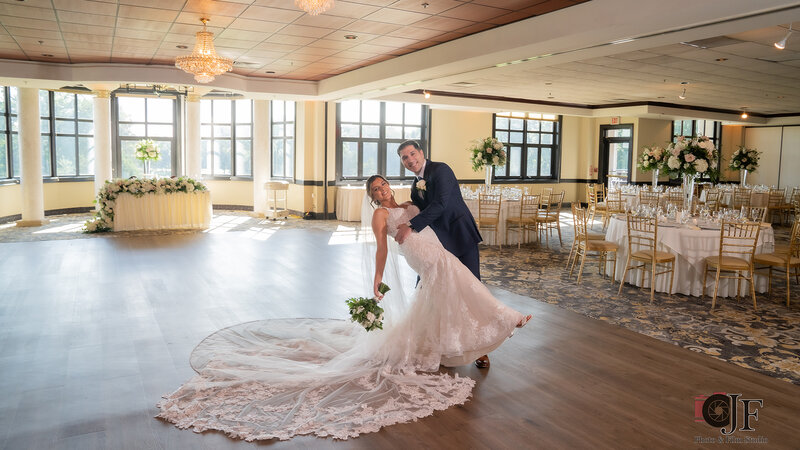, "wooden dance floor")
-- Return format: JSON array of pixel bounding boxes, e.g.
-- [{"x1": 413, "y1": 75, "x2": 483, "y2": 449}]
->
[{"x1": 0, "y1": 228, "x2": 797, "y2": 449}]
